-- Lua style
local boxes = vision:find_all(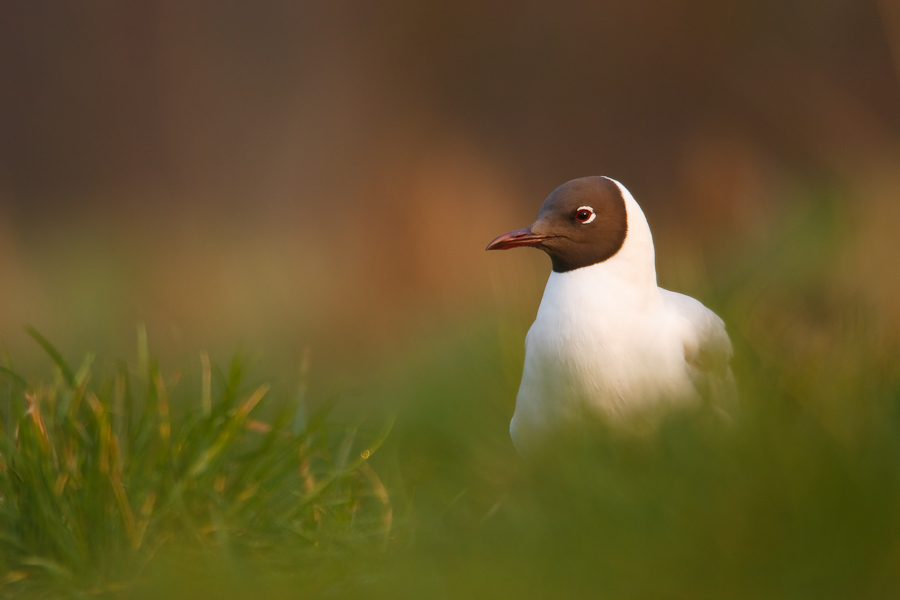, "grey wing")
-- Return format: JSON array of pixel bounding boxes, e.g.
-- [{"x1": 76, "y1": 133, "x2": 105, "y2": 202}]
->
[{"x1": 660, "y1": 289, "x2": 738, "y2": 416}]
